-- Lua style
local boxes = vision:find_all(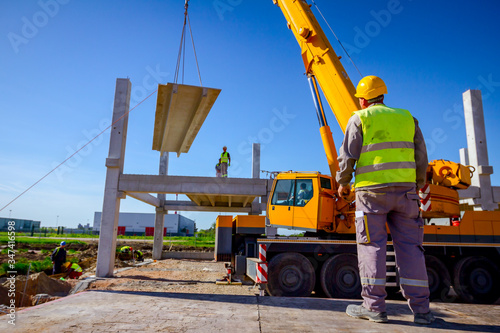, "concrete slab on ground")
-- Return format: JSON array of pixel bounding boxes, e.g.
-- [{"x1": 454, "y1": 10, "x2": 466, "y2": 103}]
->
[{"x1": 3, "y1": 290, "x2": 500, "y2": 332}]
